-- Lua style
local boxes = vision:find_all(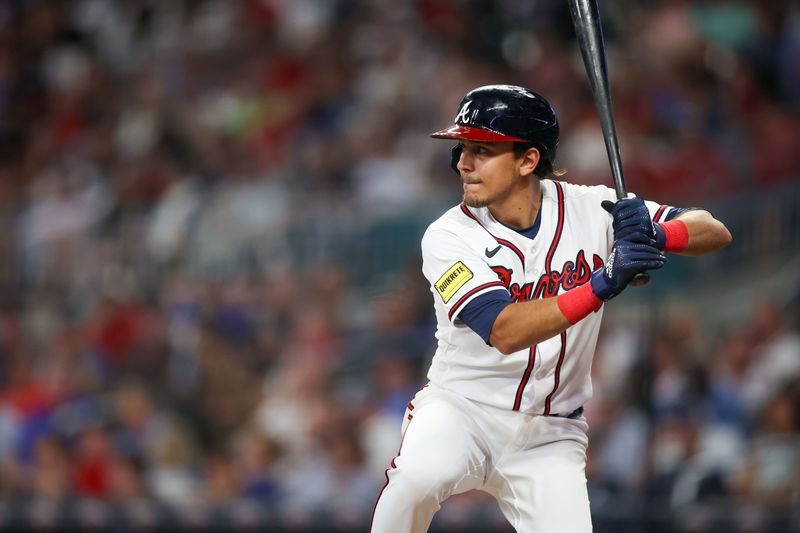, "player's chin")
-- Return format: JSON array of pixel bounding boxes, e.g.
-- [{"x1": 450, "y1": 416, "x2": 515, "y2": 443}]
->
[{"x1": 463, "y1": 192, "x2": 490, "y2": 208}]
